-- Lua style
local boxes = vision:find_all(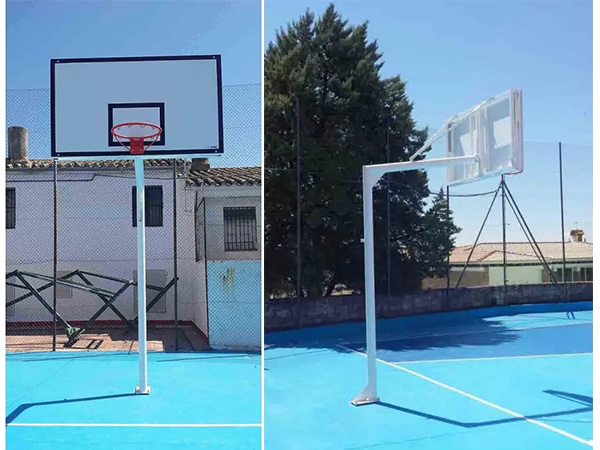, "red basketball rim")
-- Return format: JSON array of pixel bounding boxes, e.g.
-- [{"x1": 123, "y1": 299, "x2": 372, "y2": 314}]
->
[
  {"x1": 111, "y1": 122, "x2": 162, "y2": 141},
  {"x1": 111, "y1": 122, "x2": 162, "y2": 155}
]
